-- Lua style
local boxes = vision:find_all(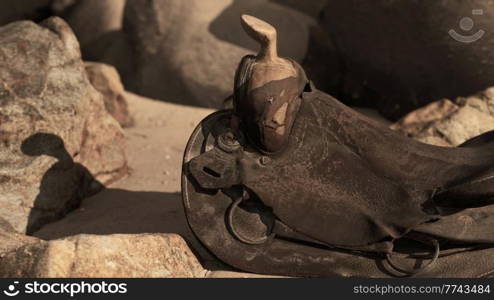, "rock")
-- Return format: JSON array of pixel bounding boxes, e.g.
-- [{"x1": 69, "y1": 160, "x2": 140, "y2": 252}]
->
[
  {"x1": 0, "y1": 216, "x2": 39, "y2": 256},
  {"x1": 321, "y1": 0, "x2": 494, "y2": 119},
  {"x1": 54, "y1": 0, "x2": 131, "y2": 69},
  {"x1": 0, "y1": 233, "x2": 206, "y2": 278},
  {"x1": 51, "y1": 1, "x2": 133, "y2": 81},
  {"x1": 77, "y1": 87, "x2": 128, "y2": 186},
  {"x1": 0, "y1": 229, "x2": 40, "y2": 256},
  {"x1": 0, "y1": 0, "x2": 52, "y2": 25},
  {"x1": 456, "y1": 87, "x2": 494, "y2": 114},
  {"x1": 122, "y1": 0, "x2": 315, "y2": 107},
  {"x1": 411, "y1": 106, "x2": 494, "y2": 147},
  {"x1": 0, "y1": 216, "x2": 15, "y2": 233},
  {"x1": 392, "y1": 89, "x2": 494, "y2": 146},
  {"x1": 390, "y1": 99, "x2": 460, "y2": 140},
  {"x1": 87, "y1": 31, "x2": 135, "y2": 85},
  {"x1": 85, "y1": 62, "x2": 133, "y2": 127},
  {"x1": 56, "y1": 0, "x2": 126, "y2": 49},
  {"x1": 0, "y1": 17, "x2": 126, "y2": 233}
]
